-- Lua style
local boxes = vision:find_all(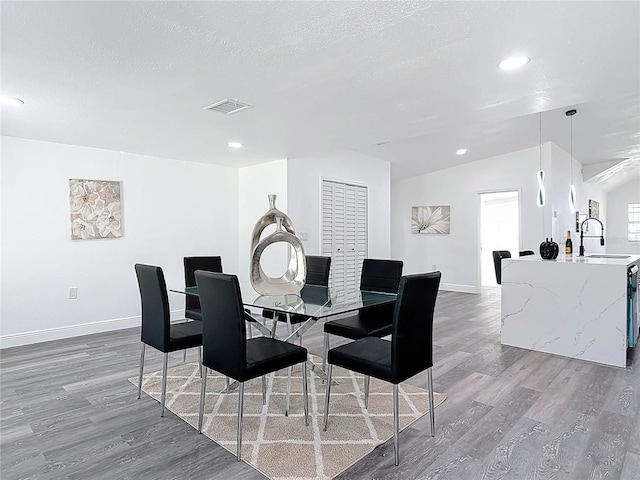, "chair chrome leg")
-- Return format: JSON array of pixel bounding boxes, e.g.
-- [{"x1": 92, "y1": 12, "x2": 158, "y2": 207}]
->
[
  {"x1": 183, "y1": 349, "x2": 187, "y2": 362},
  {"x1": 161, "y1": 352, "x2": 169, "y2": 417},
  {"x1": 237, "y1": 382, "x2": 245, "y2": 462},
  {"x1": 285, "y1": 366, "x2": 292, "y2": 416},
  {"x1": 262, "y1": 375, "x2": 267, "y2": 405},
  {"x1": 364, "y1": 375, "x2": 370, "y2": 408},
  {"x1": 428, "y1": 367, "x2": 435, "y2": 437},
  {"x1": 198, "y1": 347, "x2": 202, "y2": 378},
  {"x1": 302, "y1": 362, "x2": 309, "y2": 426},
  {"x1": 198, "y1": 367, "x2": 208, "y2": 433},
  {"x1": 285, "y1": 314, "x2": 304, "y2": 346},
  {"x1": 322, "y1": 333, "x2": 329, "y2": 374},
  {"x1": 323, "y1": 364, "x2": 333, "y2": 431},
  {"x1": 285, "y1": 322, "x2": 293, "y2": 415},
  {"x1": 226, "y1": 376, "x2": 230, "y2": 392},
  {"x1": 393, "y1": 383, "x2": 399, "y2": 466},
  {"x1": 137, "y1": 343, "x2": 146, "y2": 399}
]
